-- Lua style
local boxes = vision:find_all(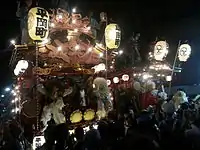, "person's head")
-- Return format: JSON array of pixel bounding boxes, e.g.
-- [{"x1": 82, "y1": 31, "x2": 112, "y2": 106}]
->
[
  {"x1": 98, "y1": 121, "x2": 108, "y2": 139},
  {"x1": 75, "y1": 126, "x2": 84, "y2": 140}
]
